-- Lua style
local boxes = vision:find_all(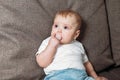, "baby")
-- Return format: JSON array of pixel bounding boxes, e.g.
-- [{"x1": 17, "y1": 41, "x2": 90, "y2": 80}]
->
[{"x1": 36, "y1": 10, "x2": 108, "y2": 80}]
